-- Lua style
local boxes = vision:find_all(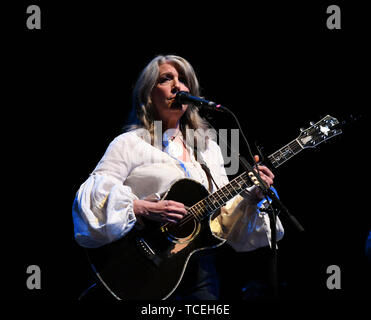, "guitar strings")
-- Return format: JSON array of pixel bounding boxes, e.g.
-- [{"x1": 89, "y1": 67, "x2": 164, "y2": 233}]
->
[
  {"x1": 175, "y1": 182, "x2": 242, "y2": 227},
  {"x1": 163, "y1": 172, "x2": 250, "y2": 230},
  {"x1": 163, "y1": 191, "x2": 222, "y2": 229},
  {"x1": 165, "y1": 118, "x2": 336, "y2": 231},
  {"x1": 168, "y1": 122, "x2": 327, "y2": 228},
  {"x1": 166, "y1": 139, "x2": 287, "y2": 229}
]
